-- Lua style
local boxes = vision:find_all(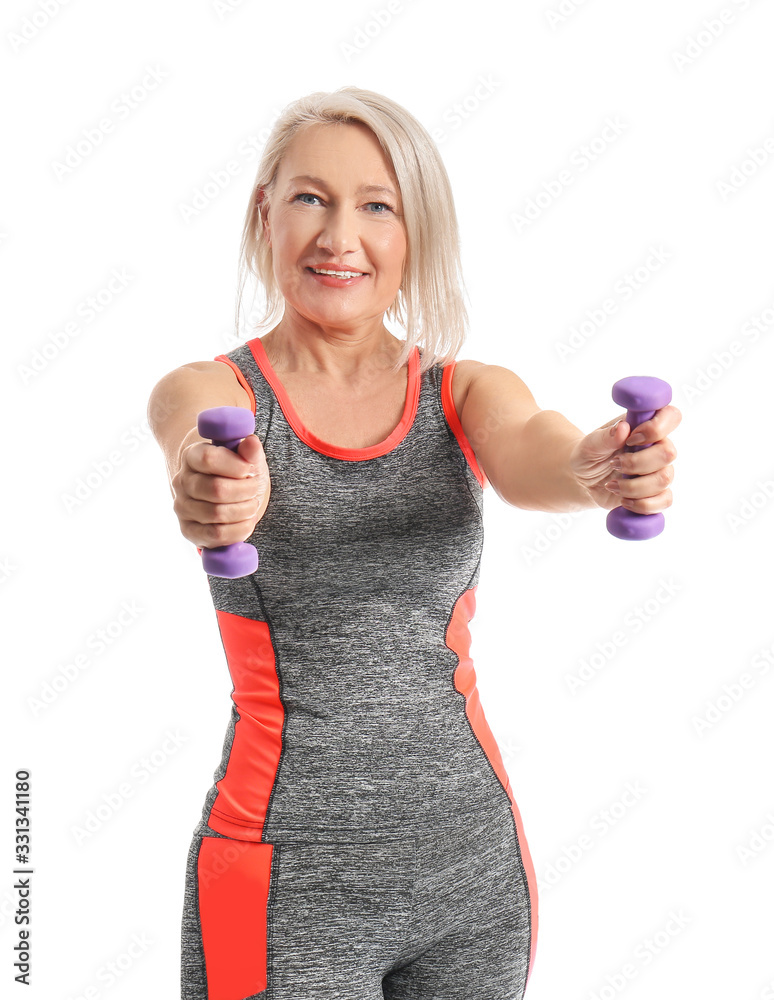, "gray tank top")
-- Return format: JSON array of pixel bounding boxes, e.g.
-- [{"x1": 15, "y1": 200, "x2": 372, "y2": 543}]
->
[{"x1": 196, "y1": 337, "x2": 519, "y2": 843}]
